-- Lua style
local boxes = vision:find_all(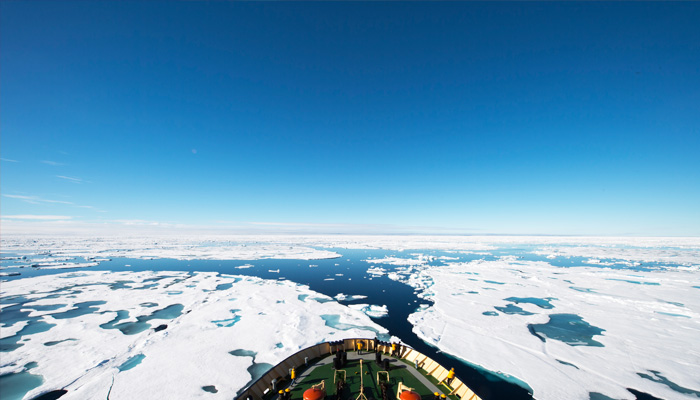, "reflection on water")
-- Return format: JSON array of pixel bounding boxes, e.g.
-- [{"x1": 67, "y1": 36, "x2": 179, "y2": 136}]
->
[
  {"x1": 636, "y1": 370, "x2": 700, "y2": 397},
  {"x1": 213, "y1": 309, "x2": 242, "y2": 327},
  {"x1": 1, "y1": 320, "x2": 56, "y2": 352},
  {"x1": 230, "y1": 348, "x2": 274, "y2": 396},
  {"x1": 504, "y1": 297, "x2": 555, "y2": 309},
  {"x1": 606, "y1": 278, "x2": 660, "y2": 286},
  {"x1": 528, "y1": 314, "x2": 604, "y2": 347},
  {"x1": 101, "y1": 304, "x2": 184, "y2": 335},
  {"x1": 0, "y1": 370, "x2": 44, "y2": 400},
  {"x1": 51, "y1": 301, "x2": 106, "y2": 319},
  {"x1": 494, "y1": 304, "x2": 534, "y2": 316},
  {"x1": 118, "y1": 354, "x2": 146, "y2": 371}
]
